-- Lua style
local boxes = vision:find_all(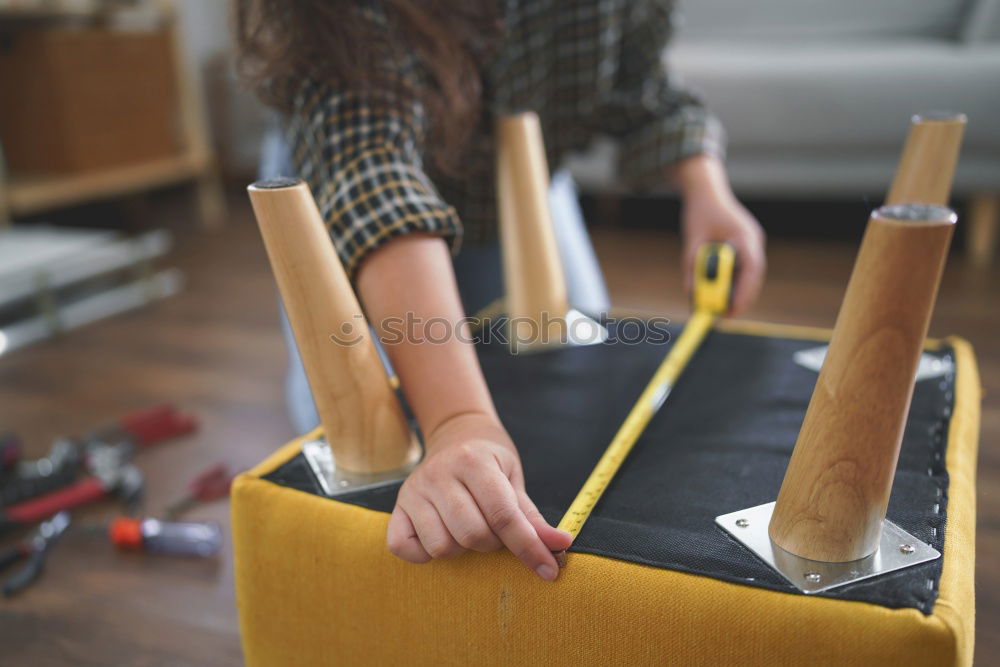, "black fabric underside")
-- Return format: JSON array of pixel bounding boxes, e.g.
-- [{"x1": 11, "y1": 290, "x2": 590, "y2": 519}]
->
[{"x1": 263, "y1": 323, "x2": 953, "y2": 614}]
